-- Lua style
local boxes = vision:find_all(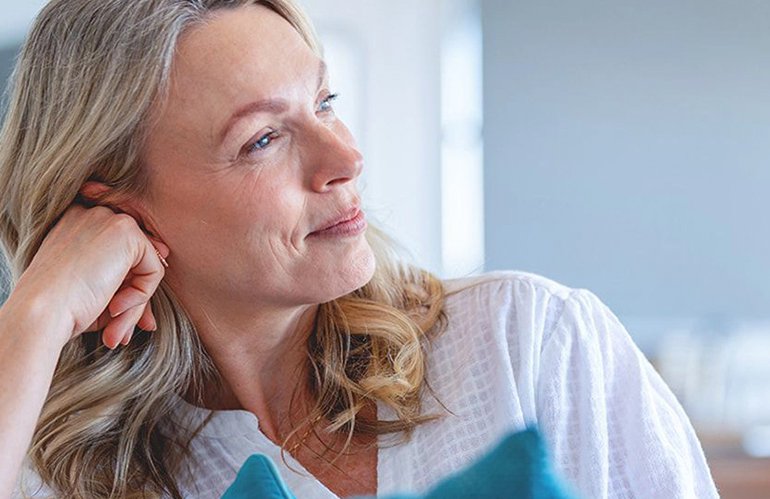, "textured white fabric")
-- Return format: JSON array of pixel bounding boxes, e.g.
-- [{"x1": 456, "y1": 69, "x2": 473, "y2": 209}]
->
[{"x1": 13, "y1": 270, "x2": 719, "y2": 499}]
